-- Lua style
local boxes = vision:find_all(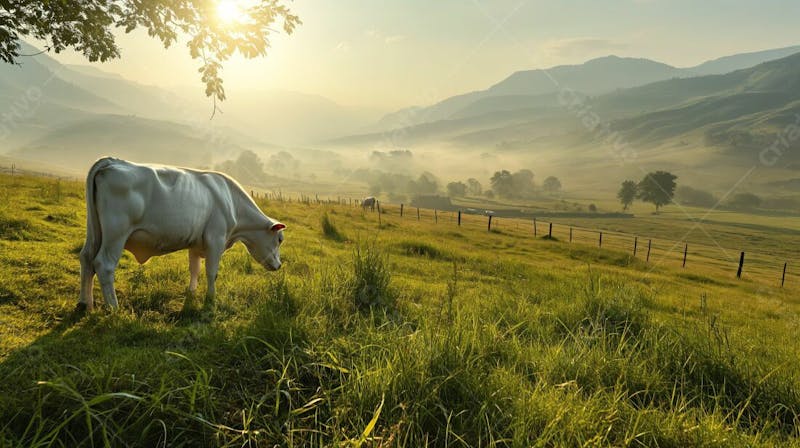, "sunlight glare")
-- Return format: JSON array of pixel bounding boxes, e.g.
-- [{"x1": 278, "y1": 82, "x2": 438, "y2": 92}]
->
[{"x1": 216, "y1": 0, "x2": 246, "y2": 25}]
